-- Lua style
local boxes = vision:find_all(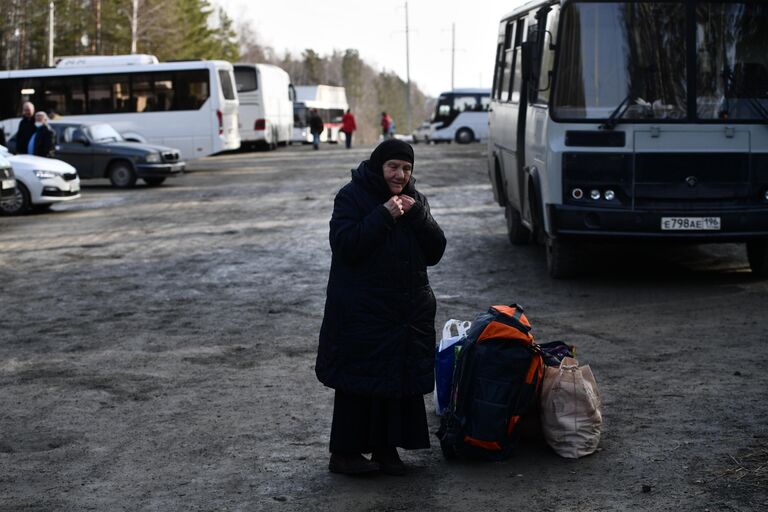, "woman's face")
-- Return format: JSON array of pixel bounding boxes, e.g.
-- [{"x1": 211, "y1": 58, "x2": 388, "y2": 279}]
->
[{"x1": 382, "y1": 159, "x2": 413, "y2": 194}]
